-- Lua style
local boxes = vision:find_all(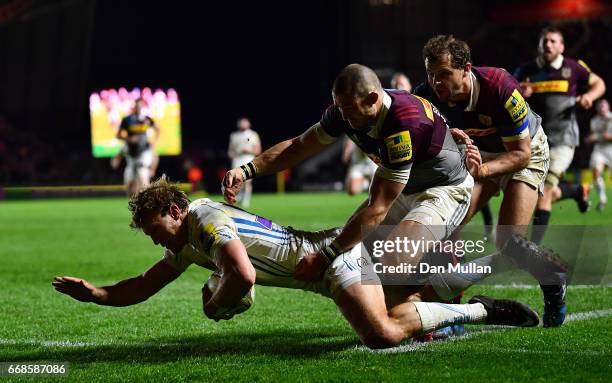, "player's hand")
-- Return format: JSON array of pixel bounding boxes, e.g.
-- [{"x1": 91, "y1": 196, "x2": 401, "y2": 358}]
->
[
  {"x1": 222, "y1": 168, "x2": 245, "y2": 205},
  {"x1": 52, "y1": 276, "x2": 101, "y2": 303},
  {"x1": 450, "y1": 128, "x2": 472, "y2": 145},
  {"x1": 519, "y1": 82, "x2": 534, "y2": 98},
  {"x1": 110, "y1": 156, "x2": 121, "y2": 170},
  {"x1": 202, "y1": 290, "x2": 234, "y2": 322},
  {"x1": 585, "y1": 133, "x2": 597, "y2": 144},
  {"x1": 466, "y1": 143, "x2": 483, "y2": 178},
  {"x1": 294, "y1": 252, "x2": 329, "y2": 282},
  {"x1": 577, "y1": 94, "x2": 594, "y2": 109}
]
